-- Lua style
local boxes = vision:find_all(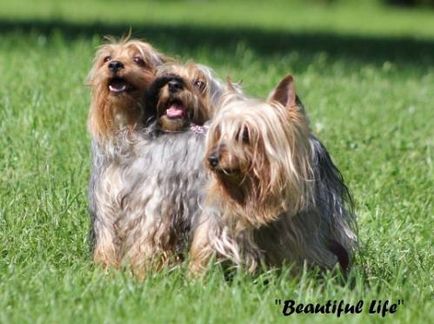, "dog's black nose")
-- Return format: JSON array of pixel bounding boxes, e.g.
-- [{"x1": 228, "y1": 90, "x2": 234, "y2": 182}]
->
[
  {"x1": 168, "y1": 79, "x2": 183, "y2": 93},
  {"x1": 108, "y1": 60, "x2": 124, "y2": 72},
  {"x1": 208, "y1": 154, "x2": 219, "y2": 168}
]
